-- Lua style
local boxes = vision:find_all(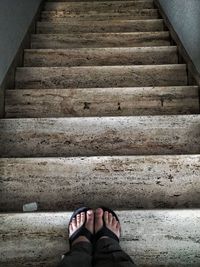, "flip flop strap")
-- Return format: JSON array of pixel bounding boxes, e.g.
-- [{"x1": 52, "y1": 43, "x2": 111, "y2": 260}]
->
[
  {"x1": 95, "y1": 226, "x2": 119, "y2": 243},
  {"x1": 69, "y1": 227, "x2": 94, "y2": 246}
]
